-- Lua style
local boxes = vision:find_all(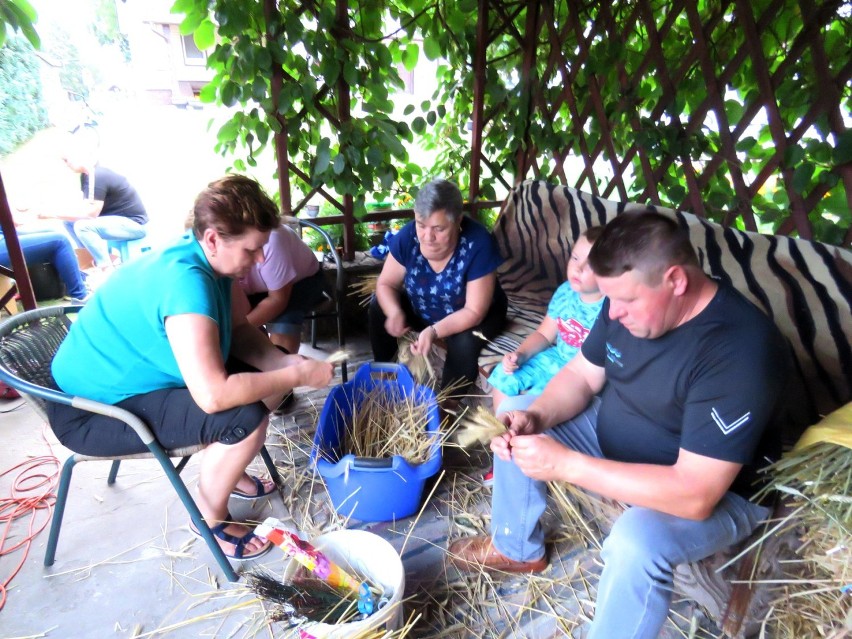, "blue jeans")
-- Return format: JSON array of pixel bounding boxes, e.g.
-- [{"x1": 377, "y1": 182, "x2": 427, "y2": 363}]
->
[
  {"x1": 491, "y1": 394, "x2": 771, "y2": 639},
  {"x1": 64, "y1": 217, "x2": 146, "y2": 267},
  {"x1": 0, "y1": 230, "x2": 88, "y2": 299}
]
